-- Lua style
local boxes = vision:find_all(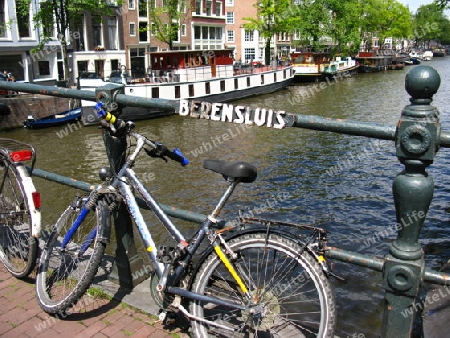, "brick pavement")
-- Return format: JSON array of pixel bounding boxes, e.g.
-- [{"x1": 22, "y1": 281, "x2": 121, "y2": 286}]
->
[{"x1": 0, "y1": 264, "x2": 190, "y2": 337}]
